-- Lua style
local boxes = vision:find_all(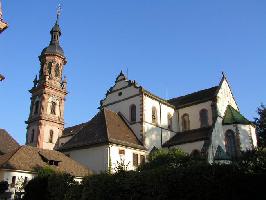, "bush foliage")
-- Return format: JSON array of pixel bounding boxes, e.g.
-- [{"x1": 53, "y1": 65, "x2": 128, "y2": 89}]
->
[
  {"x1": 23, "y1": 148, "x2": 266, "y2": 200},
  {"x1": 0, "y1": 181, "x2": 8, "y2": 194}
]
